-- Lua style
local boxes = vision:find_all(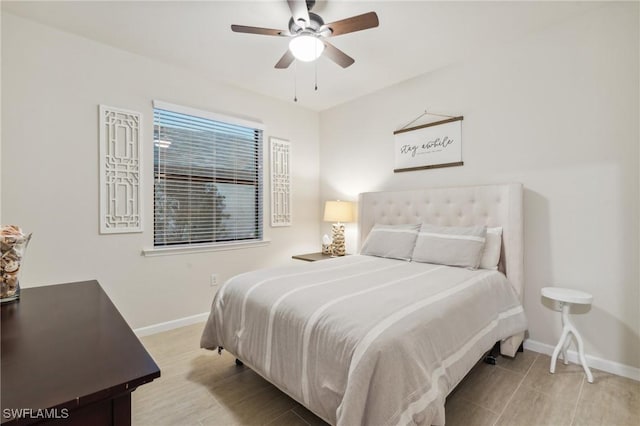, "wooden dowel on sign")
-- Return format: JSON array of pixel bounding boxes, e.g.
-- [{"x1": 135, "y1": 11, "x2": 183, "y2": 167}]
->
[
  {"x1": 393, "y1": 116, "x2": 464, "y2": 135},
  {"x1": 394, "y1": 161, "x2": 464, "y2": 173}
]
